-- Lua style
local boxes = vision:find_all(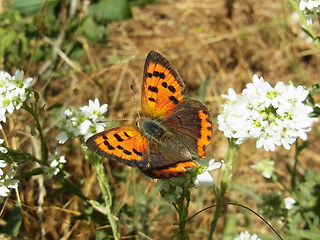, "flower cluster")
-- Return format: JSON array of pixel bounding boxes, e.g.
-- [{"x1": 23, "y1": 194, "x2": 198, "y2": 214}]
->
[
  {"x1": 299, "y1": 0, "x2": 320, "y2": 25},
  {"x1": 0, "y1": 70, "x2": 32, "y2": 200},
  {"x1": 234, "y1": 231, "x2": 261, "y2": 240},
  {"x1": 156, "y1": 158, "x2": 221, "y2": 203},
  {"x1": 0, "y1": 70, "x2": 33, "y2": 125},
  {"x1": 56, "y1": 98, "x2": 108, "y2": 143},
  {"x1": 218, "y1": 75, "x2": 316, "y2": 151}
]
